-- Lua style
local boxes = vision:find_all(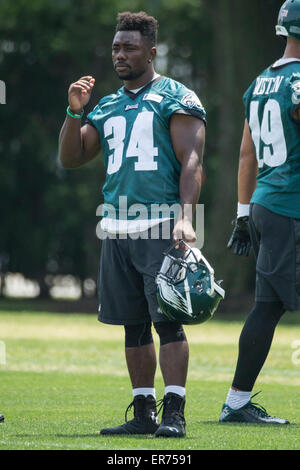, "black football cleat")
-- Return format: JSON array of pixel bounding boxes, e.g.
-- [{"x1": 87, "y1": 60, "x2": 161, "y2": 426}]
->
[
  {"x1": 100, "y1": 395, "x2": 159, "y2": 435},
  {"x1": 219, "y1": 392, "x2": 289, "y2": 425},
  {"x1": 0, "y1": 414, "x2": 4, "y2": 423},
  {"x1": 155, "y1": 393, "x2": 186, "y2": 438}
]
